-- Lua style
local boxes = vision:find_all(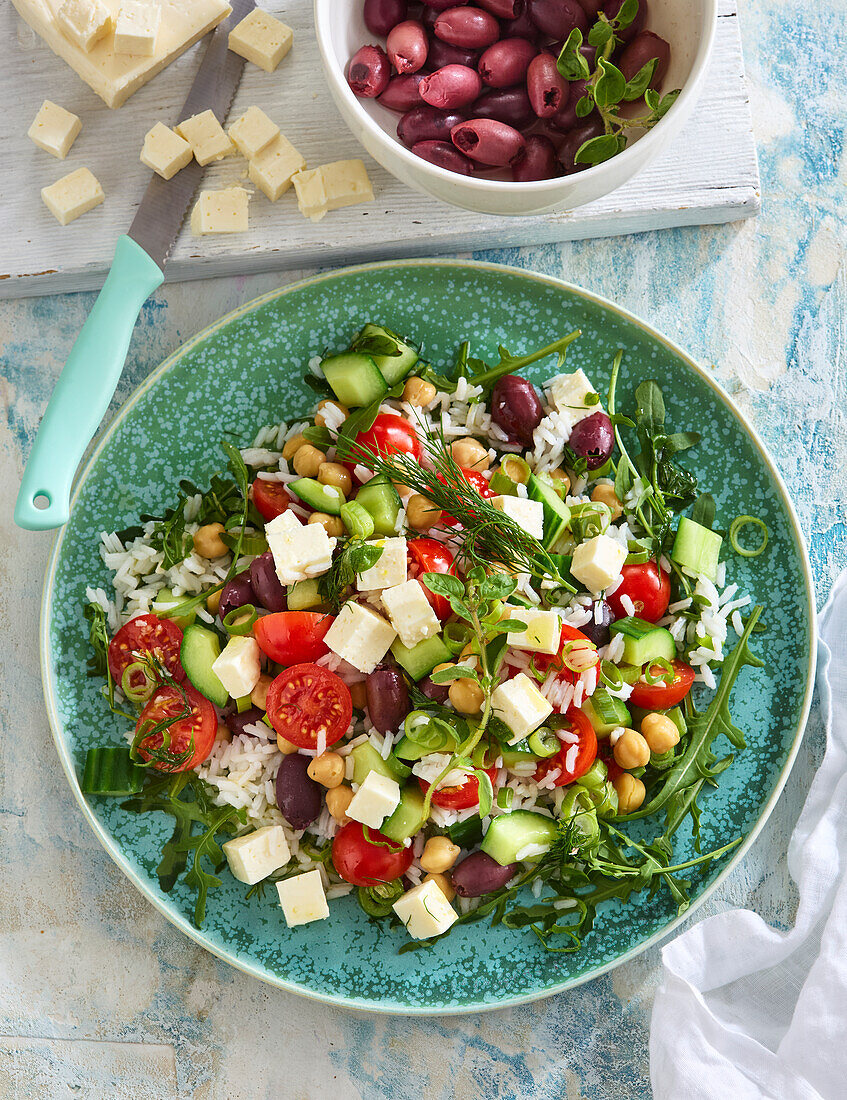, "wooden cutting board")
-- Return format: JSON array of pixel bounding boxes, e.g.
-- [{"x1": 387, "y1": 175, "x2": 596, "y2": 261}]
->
[{"x1": 0, "y1": 0, "x2": 759, "y2": 299}]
